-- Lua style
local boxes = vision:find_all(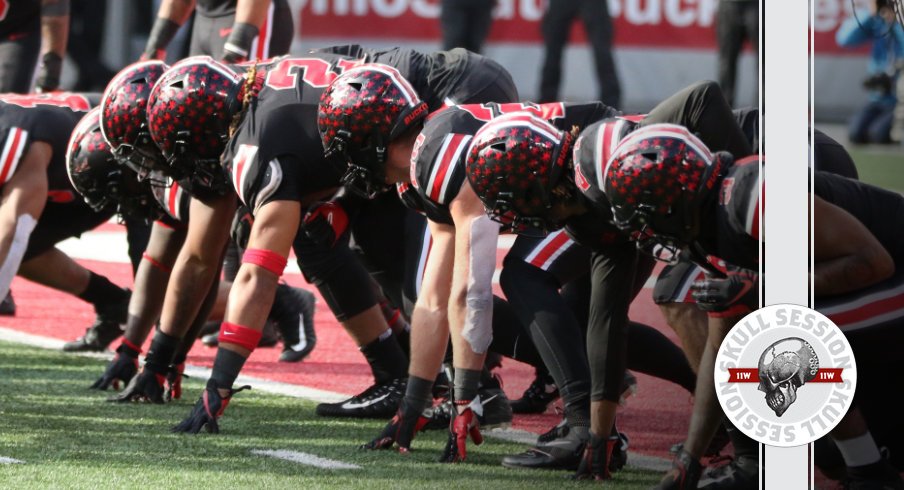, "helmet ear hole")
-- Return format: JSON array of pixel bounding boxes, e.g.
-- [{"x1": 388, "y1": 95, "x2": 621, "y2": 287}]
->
[
  {"x1": 347, "y1": 82, "x2": 363, "y2": 91},
  {"x1": 489, "y1": 141, "x2": 507, "y2": 153}
]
